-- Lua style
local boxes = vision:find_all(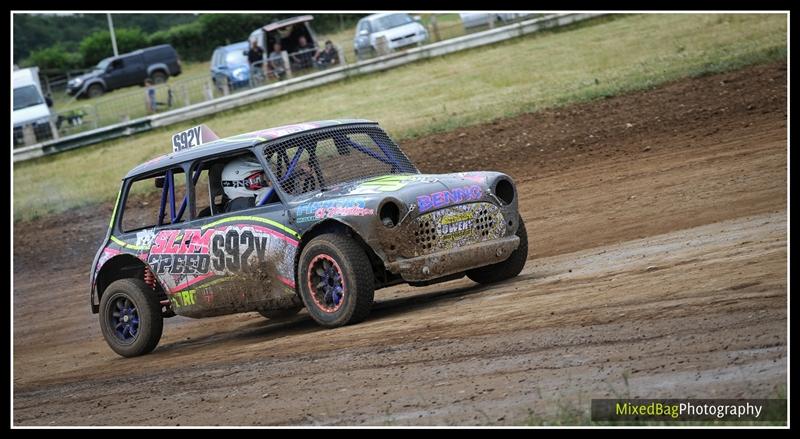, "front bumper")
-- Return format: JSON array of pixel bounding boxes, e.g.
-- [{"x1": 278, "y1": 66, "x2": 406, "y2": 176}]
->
[{"x1": 385, "y1": 235, "x2": 520, "y2": 282}]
